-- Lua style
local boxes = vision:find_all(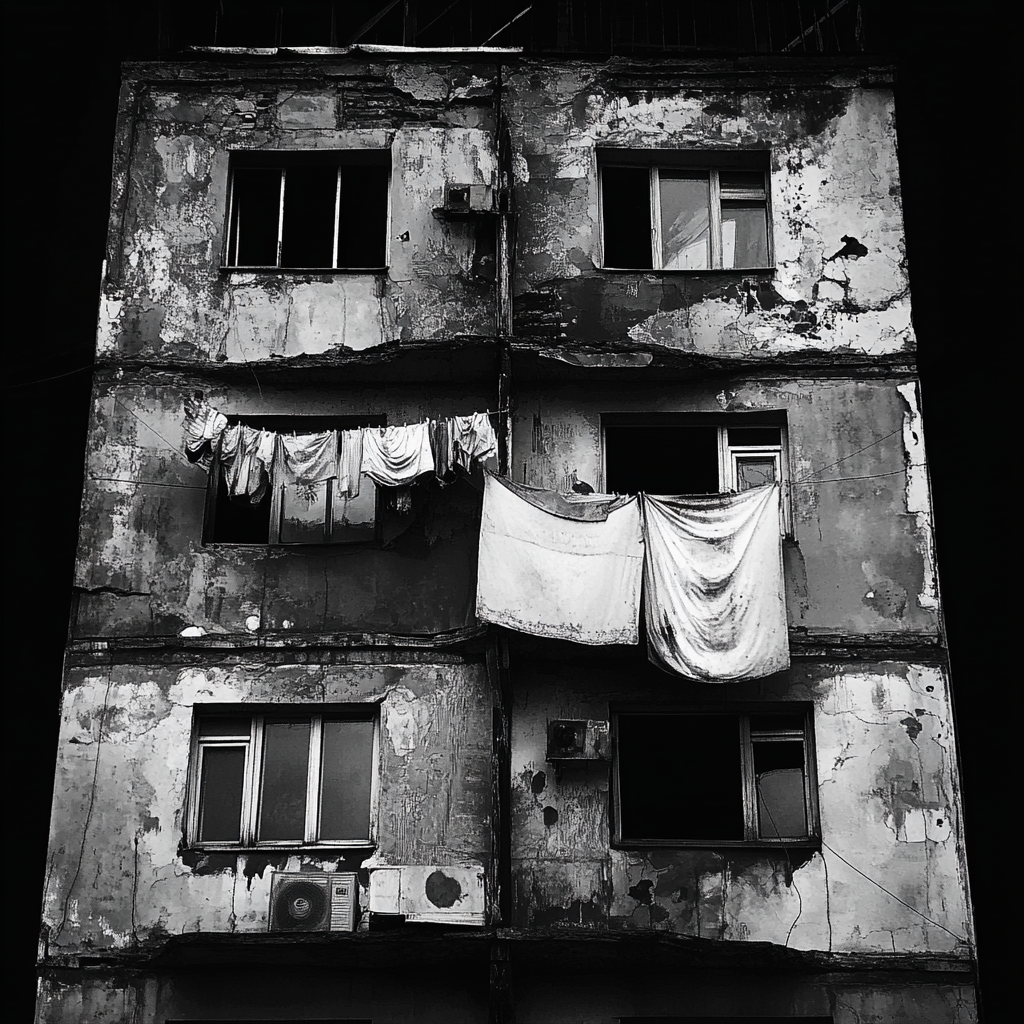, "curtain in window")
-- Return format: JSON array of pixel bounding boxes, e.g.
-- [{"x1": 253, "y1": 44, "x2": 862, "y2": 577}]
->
[
  {"x1": 476, "y1": 473, "x2": 643, "y2": 644},
  {"x1": 642, "y1": 484, "x2": 789, "y2": 681}
]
